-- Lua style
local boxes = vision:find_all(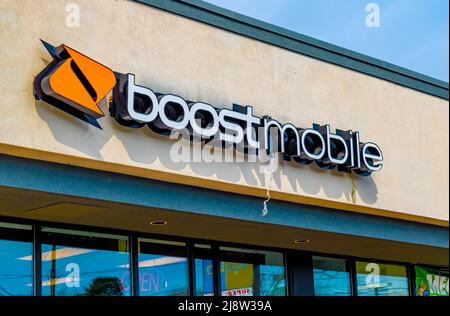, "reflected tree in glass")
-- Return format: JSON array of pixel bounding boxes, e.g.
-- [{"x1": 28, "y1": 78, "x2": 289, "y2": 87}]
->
[{"x1": 80, "y1": 277, "x2": 124, "y2": 296}]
